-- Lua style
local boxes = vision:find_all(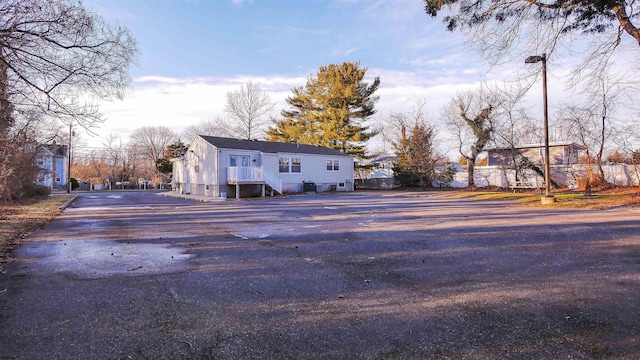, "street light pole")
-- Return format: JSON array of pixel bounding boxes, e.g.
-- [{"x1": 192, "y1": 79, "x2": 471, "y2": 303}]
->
[
  {"x1": 525, "y1": 53, "x2": 555, "y2": 204},
  {"x1": 67, "y1": 122, "x2": 73, "y2": 193}
]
